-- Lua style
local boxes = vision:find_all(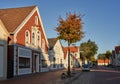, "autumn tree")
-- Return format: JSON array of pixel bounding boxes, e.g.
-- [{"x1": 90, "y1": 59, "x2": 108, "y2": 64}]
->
[{"x1": 55, "y1": 12, "x2": 84, "y2": 76}]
